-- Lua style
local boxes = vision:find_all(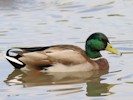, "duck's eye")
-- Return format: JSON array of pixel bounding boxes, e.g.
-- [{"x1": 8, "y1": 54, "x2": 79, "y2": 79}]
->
[{"x1": 100, "y1": 38, "x2": 104, "y2": 42}]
